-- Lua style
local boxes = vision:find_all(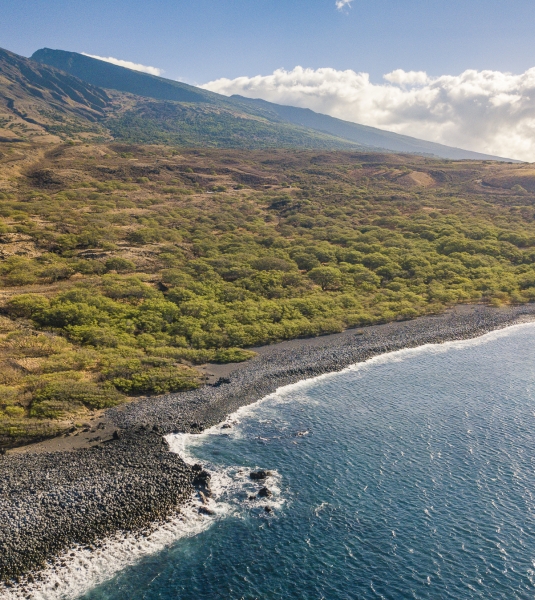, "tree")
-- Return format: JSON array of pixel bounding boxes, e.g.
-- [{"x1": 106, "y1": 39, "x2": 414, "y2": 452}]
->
[{"x1": 308, "y1": 267, "x2": 343, "y2": 291}]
